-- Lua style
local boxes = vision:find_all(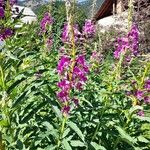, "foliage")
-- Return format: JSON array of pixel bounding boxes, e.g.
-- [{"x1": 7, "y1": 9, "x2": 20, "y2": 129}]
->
[{"x1": 0, "y1": 1, "x2": 150, "y2": 150}]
